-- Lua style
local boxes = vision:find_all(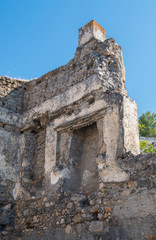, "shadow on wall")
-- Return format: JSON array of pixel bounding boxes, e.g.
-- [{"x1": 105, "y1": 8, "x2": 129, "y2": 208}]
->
[{"x1": 61, "y1": 122, "x2": 99, "y2": 193}]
